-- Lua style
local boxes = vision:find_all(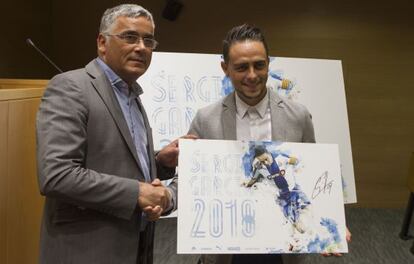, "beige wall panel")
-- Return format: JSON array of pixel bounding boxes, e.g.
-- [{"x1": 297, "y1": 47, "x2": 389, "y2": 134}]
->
[
  {"x1": 0, "y1": 102, "x2": 8, "y2": 264},
  {"x1": 0, "y1": 88, "x2": 45, "y2": 101},
  {"x1": 0, "y1": 79, "x2": 48, "y2": 90},
  {"x1": 7, "y1": 98, "x2": 43, "y2": 264}
]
